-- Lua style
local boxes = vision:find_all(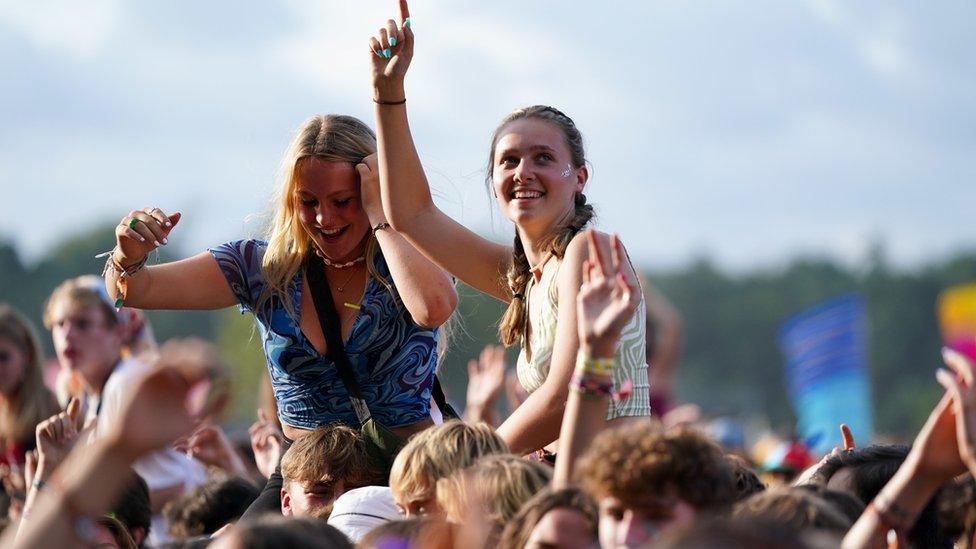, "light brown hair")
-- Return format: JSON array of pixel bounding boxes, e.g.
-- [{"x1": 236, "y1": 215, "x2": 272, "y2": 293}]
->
[
  {"x1": 389, "y1": 420, "x2": 508, "y2": 504},
  {"x1": 436, "y1": 454, "x2": 552, "y2": 541},
  {"x1": 280, "y1": 423, "x2": 378, "y2": 488},
  {"x1": 488, "y1": 106, "x2": 595, "y2": 347},
  {"x1": 499, "y1": 486, "x2": 598, "y2": 549},
  {"x1": 0, "y1": 305, "x2": 55, "y2": 446},
  {"x1": 43, "y1": 276, "x2": 119, "y2": 330}
]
